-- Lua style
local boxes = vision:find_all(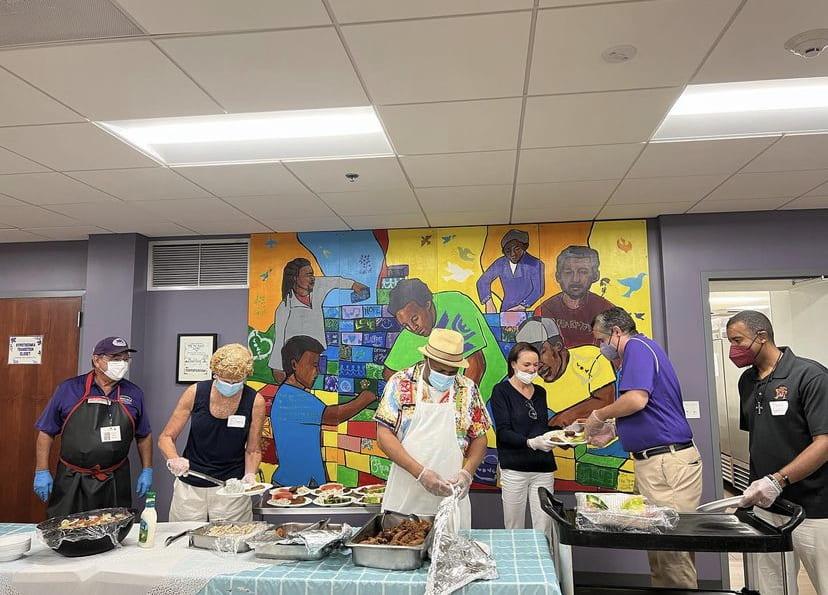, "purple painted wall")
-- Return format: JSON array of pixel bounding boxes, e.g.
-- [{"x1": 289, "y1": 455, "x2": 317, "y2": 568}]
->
[{"x1": 0, "y1": 240, "x2": 87, "y2": 293}]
